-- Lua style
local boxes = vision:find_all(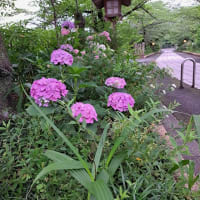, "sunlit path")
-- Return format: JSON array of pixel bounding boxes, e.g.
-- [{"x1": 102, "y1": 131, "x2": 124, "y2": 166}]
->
[{"x1": 156, "y1": 48, "x2": 200, "y2": 89}]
